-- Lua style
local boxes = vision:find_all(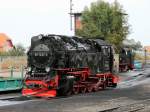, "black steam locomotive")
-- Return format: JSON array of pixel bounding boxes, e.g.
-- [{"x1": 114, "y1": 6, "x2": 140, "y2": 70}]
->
[
  {"x1": 119, "y1": 48, "x2": 134, "y2": 72},
  {"x1": 23, "y1": 34, "x2": 118, "y2": 97}
]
